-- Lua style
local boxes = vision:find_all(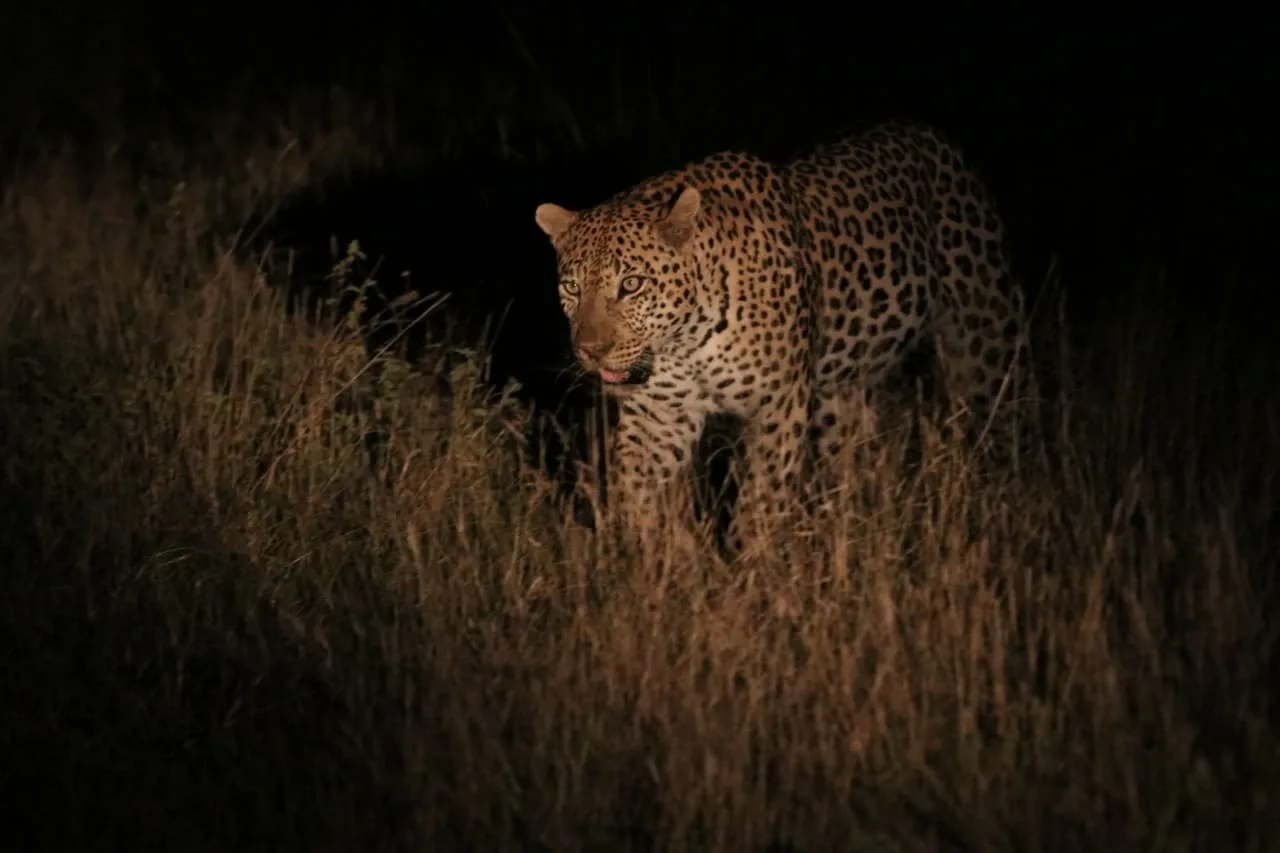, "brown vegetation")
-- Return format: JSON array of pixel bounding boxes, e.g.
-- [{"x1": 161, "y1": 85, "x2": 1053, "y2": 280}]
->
[{"x1": 1, "y1": 89, "x2": 1276, "y2": 852}]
